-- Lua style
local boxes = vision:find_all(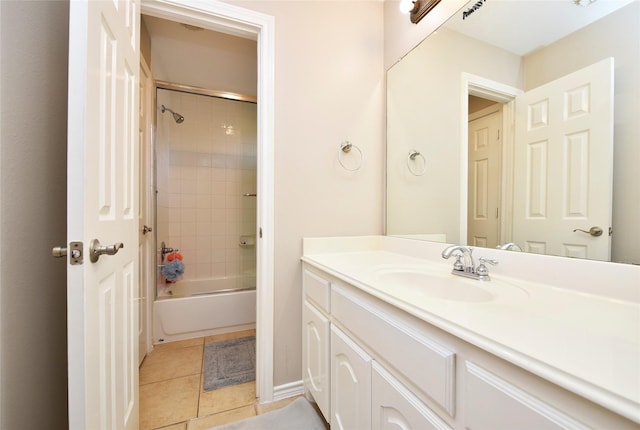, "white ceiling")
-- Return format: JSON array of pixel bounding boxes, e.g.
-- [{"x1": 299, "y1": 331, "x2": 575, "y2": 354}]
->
[{"x1": 444, "y1": 0, "x2": 635, "y2": 56}]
